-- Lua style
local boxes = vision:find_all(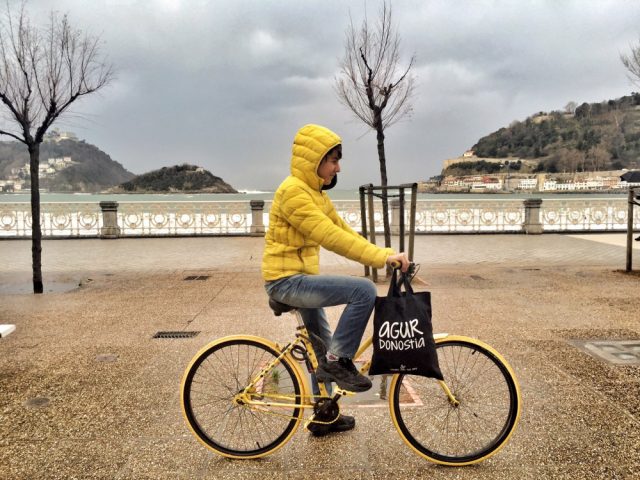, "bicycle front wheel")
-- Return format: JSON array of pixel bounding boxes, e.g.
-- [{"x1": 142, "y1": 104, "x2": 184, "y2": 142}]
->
[
  {"x1": 389, "y1": 336, "x2": 521, "y2": 466},
  {"x1": 181, "y1": 336, "x2": 304, "y2": 459}
]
